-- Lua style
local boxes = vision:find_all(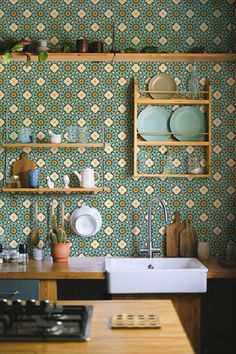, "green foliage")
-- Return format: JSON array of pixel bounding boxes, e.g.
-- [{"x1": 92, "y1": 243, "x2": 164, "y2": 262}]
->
[
  {"x1": 49, "y1": 214, "x2": 67, "y2": 243},
  {"x1": 38, "y1": 51, "x2": 48, "y2": 63}
]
